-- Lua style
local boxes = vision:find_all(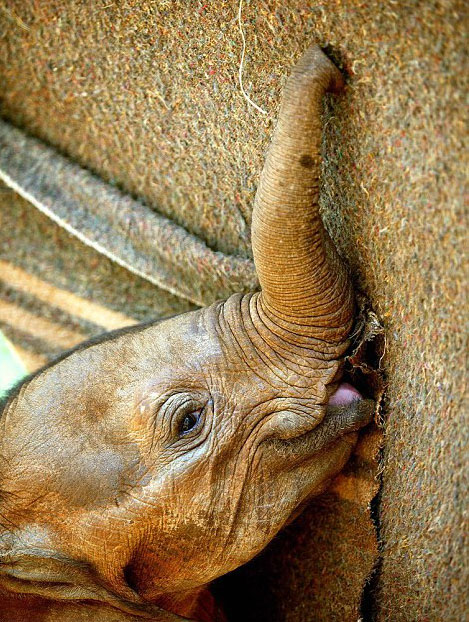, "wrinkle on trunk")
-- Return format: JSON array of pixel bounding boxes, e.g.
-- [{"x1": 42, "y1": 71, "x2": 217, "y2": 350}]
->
[{"x1": 252, "y1": 45, "x2": 354, "y2": 349}]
